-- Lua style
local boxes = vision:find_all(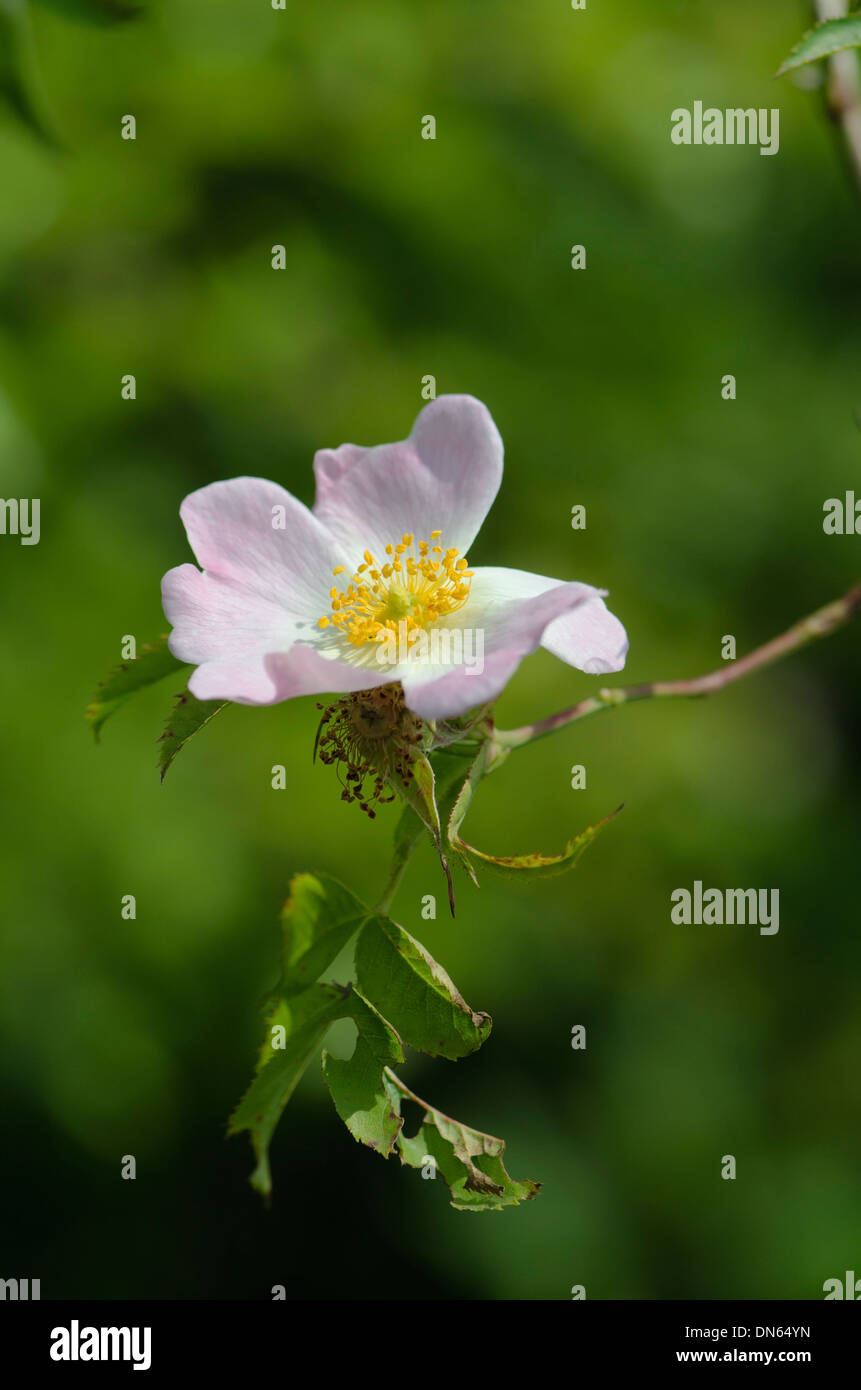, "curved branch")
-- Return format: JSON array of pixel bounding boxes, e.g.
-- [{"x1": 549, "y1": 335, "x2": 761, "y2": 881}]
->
[{"x1": 495, "y1": 583, "x2": 861, "y2": 750}]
